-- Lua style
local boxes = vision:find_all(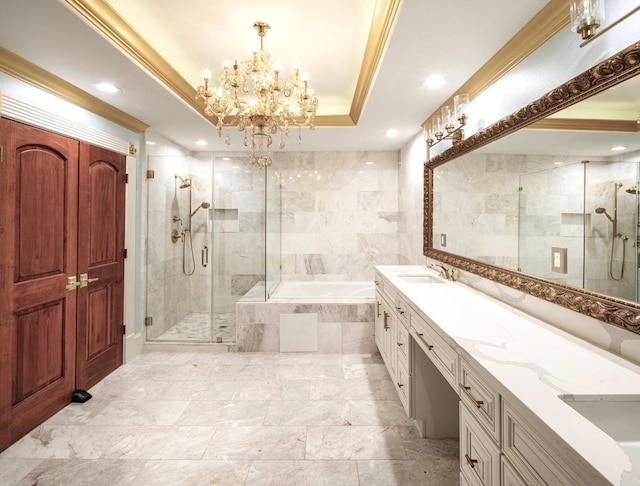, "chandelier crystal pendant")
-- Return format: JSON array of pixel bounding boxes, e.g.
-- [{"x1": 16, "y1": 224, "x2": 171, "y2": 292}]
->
[{"x1": 196, "y1": 21, "x2": 319, "y2": 169}]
